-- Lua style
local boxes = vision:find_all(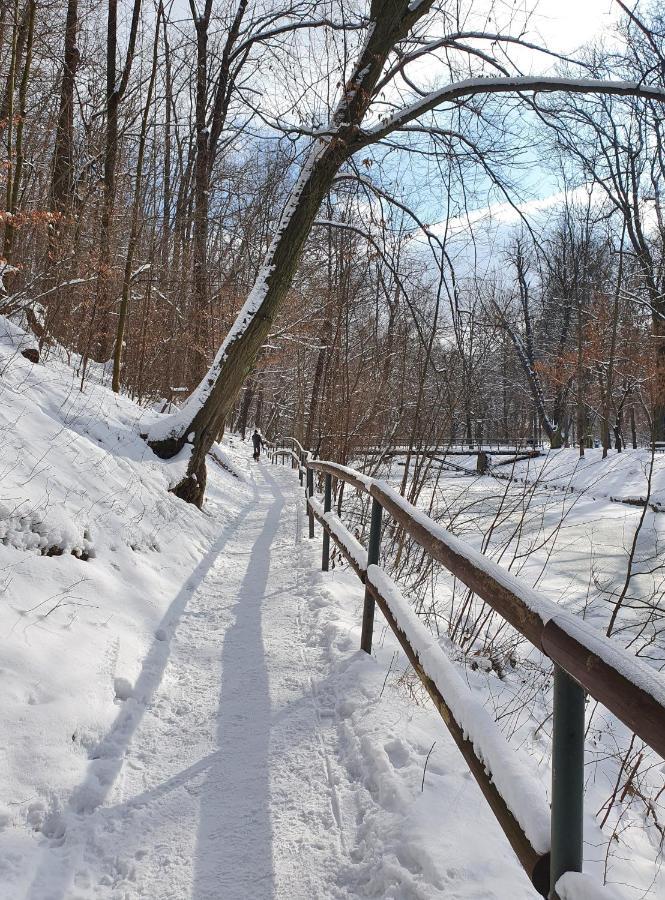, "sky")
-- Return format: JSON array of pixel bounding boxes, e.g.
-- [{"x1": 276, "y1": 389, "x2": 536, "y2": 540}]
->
[
  {"x1": 417, "y1": 0, "x2": 624, "y2": 269},
  {"x1": 529, "y1": 0, "x2": 618, "y2": 54},
  {"x1": 172, "y1": 0, "x2": 625, "y2": 266}
]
